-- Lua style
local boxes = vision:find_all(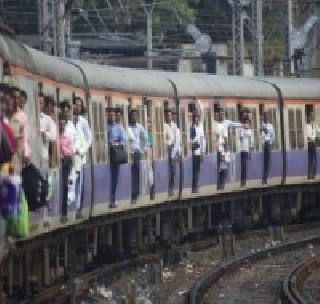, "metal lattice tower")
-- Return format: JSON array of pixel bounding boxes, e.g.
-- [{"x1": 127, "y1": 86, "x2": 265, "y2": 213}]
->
[
  {"x1": 232, "y1": 0, "x2": 244, "y2": 75},
  {"x1": 38, "y1": 0, "x2": 66, "y2": 57},
  {"x1": 252, "y1": 0, "x2": 263, "y2": 76}
]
